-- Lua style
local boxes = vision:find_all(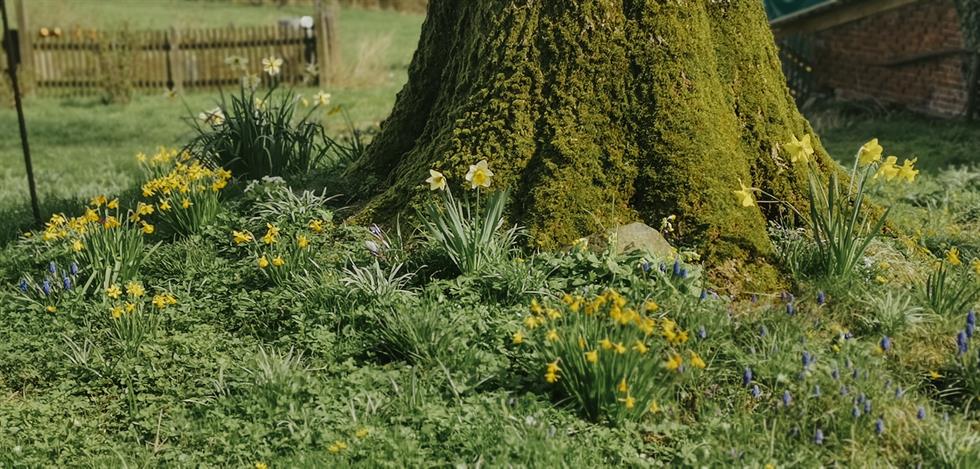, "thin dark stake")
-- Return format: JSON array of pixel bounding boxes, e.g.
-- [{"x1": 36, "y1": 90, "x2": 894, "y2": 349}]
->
[{"x1": 1, "y1": 0, "x2": 41, "y2": 224}]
